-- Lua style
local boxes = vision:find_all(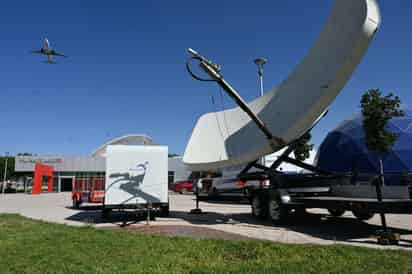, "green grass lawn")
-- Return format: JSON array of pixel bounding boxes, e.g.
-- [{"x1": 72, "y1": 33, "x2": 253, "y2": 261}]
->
[{"x1": 0, "y1": 214, "x2": 411, "y2": 274}]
